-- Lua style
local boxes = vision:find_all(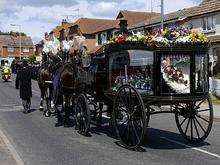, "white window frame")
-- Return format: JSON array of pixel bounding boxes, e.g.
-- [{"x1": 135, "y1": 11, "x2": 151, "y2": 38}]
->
[
  {"x1": 202, "y1": 15, "x2": 216, "y2": 32},
  {"x1": 22, "y1": 47, "x2": 29, "y2": 53},
  {"x1": 7, "y1": 47, "x2": 14, "y2": 52},
  {"x1": 97, "y1": 33, "x2": 102, "y2": 45}
]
